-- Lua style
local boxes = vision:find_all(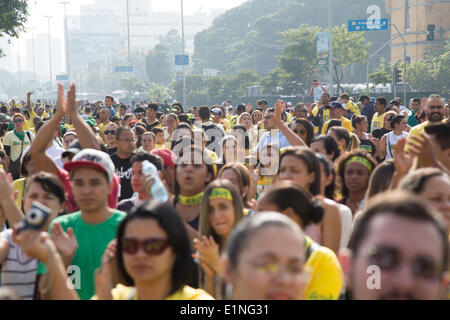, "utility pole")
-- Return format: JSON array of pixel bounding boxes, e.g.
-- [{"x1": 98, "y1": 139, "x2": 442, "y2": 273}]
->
[
  {"x1": 328, "y1": 0, "x2": 333, "y2": 94},
  {"x1": 31, "y1": 27, "x2": 37, "y2": 87},
  {"x1": 60, "y1": 2, "x2": 71, "y2": 84},
  {"x1": 44, "y1": 15, "x2": 53, "y2": 90},
  {"x1": 126, "y1": 0, "x2": 131, "y2": 61},
  {"x1": 181, "y1": 0, "x2": 186, "y2": 108},
  {"x1": 391, "y1": 23, "x2": 407, "y2": 105}
]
